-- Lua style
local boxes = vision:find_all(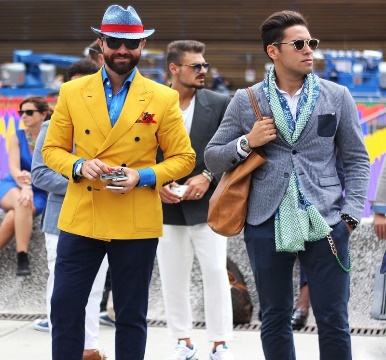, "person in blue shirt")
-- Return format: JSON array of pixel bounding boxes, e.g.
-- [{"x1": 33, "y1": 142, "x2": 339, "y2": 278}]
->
[{"x1": 0, "y1": 96, "x2": 50, "y2": 276}]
